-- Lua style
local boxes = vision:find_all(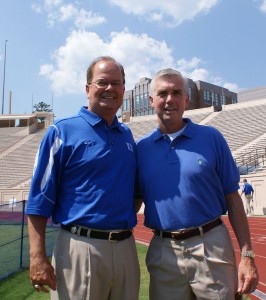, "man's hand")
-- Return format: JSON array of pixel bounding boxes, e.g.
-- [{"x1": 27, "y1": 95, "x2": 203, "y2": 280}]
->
[
  {"x1": 30, "y1": 256, "x2": 57, "y2": 292},
  {"x1": 237, "y1": 257, "x2": 259, "y2": 294},
  {"x1": 28, "y1": 215, "x2": 57, "y2": 293}
]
